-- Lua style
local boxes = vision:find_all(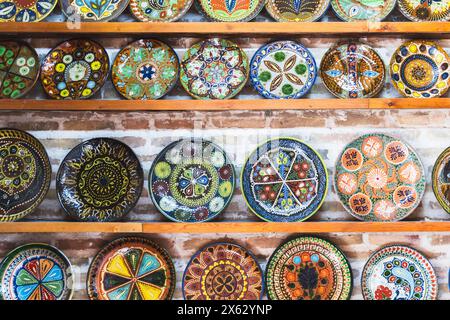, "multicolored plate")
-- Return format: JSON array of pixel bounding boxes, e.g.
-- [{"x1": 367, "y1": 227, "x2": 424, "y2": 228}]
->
[
  {"x1": 398, "y1": 0, "x2": 450, "y2": 21},
  {"x1": 361, "y1": 245, "x2": 438, "y2": 300},
  {"x1": 56, "y1": 138, "x2": 143, "y2": 222},
  {"x1": 129, "y1": 0, "x2": 193, "y2": 21},
  {"x1": 266, "y1": 0, "x2": 330, "y2": 22},
  {"x1": 61, "y1": 0, "x2": 130, "y2": 21},
  {"x1": 183, "y1": 242, "x2": 264, "y2": 300},
  {"x1": 330, "y1": 0, "x2": 396, "y2": 21},
  {"x1": 180, "y1": 38, "x2": 248, "y2": 100},
  {"x1": 241, "y1": 138, "x2": 328, "y2": 222},
  {"x1": 390, "y1": 40, "x2": 450, "y2": 98},
  {"x1": 334, "y1": 133, "x2": 425, "y2": 222},
  {"x1": 149, "y1": 139, "x2": 235, "y2": 222},
  {"x1": 0, "y1": 41, "x2": 39, "y2": 99},
  {"x1": 432, "y1": 147, "x2": 450, "y2": 214},
  {"x1": 0, "y1": 0, "x2": 57, "y2": 22},
  {"x1": 320, "y1": 42, "x2": 385, "y2": 99},
  {"x1": 0, "y1": 129, "x2": 51, "y2": 222},
  {"x1": 196, "y1": 0, "x2": 265, "y2": 22},
  {"x1": 250, "y1": 41, "x2": 317, "y2": 99},
  {"x1": 40, "y1": 39, "x2": 109, "y2": 100},
  {"x1": 112, "y1": 39, "x2": 179, "y2": 100},
  {"x1": 265, "y1": 236, "x2": 352, "y2": 300},
  {"x1": 87, "y1": 237, "x2": 176, "y2": 300},
  {"x1": 0, "y1": 243, "x2": 73, "y2": 300}
]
